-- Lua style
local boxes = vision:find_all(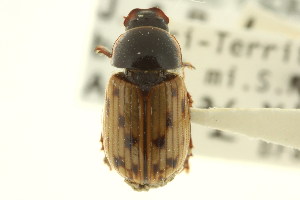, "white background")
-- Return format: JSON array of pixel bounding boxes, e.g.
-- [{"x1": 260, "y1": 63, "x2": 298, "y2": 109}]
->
[{"x1": 1, "y1": 0, "x2": 300, "y2": 199}]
